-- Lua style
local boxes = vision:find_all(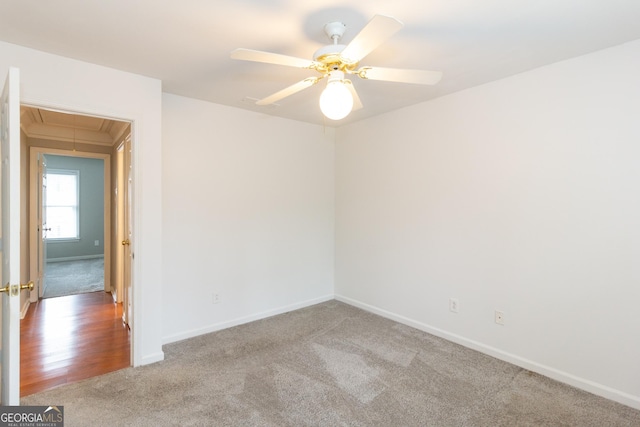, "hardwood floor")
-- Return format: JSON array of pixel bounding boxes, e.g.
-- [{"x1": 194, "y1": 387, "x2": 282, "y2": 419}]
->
[{"x1": 20, "y1": 291, "x2": 130, "y2": 397}]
